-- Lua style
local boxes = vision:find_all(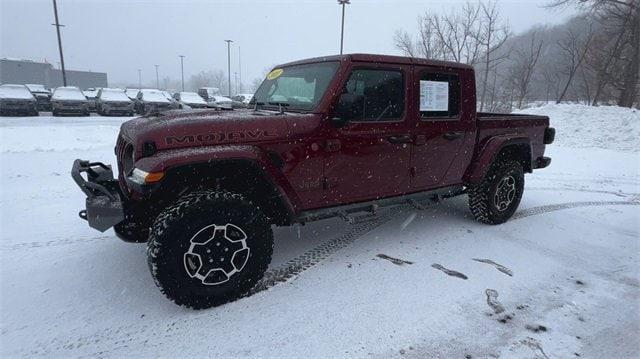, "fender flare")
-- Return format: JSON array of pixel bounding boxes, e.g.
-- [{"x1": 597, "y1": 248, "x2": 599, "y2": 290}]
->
[
  {"x1": 463, "y1": 135, "x2": 531, "y2": 185},
  {"x1": 134, "y1": 145, "x2": 299, "y2": 219}
]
